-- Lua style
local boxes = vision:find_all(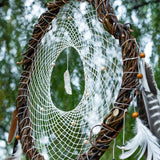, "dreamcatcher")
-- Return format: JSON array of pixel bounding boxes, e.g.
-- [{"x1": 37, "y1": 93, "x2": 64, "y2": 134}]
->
[{"x1": 7, "y1": 0, "x2": 160, "y2": 160}]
